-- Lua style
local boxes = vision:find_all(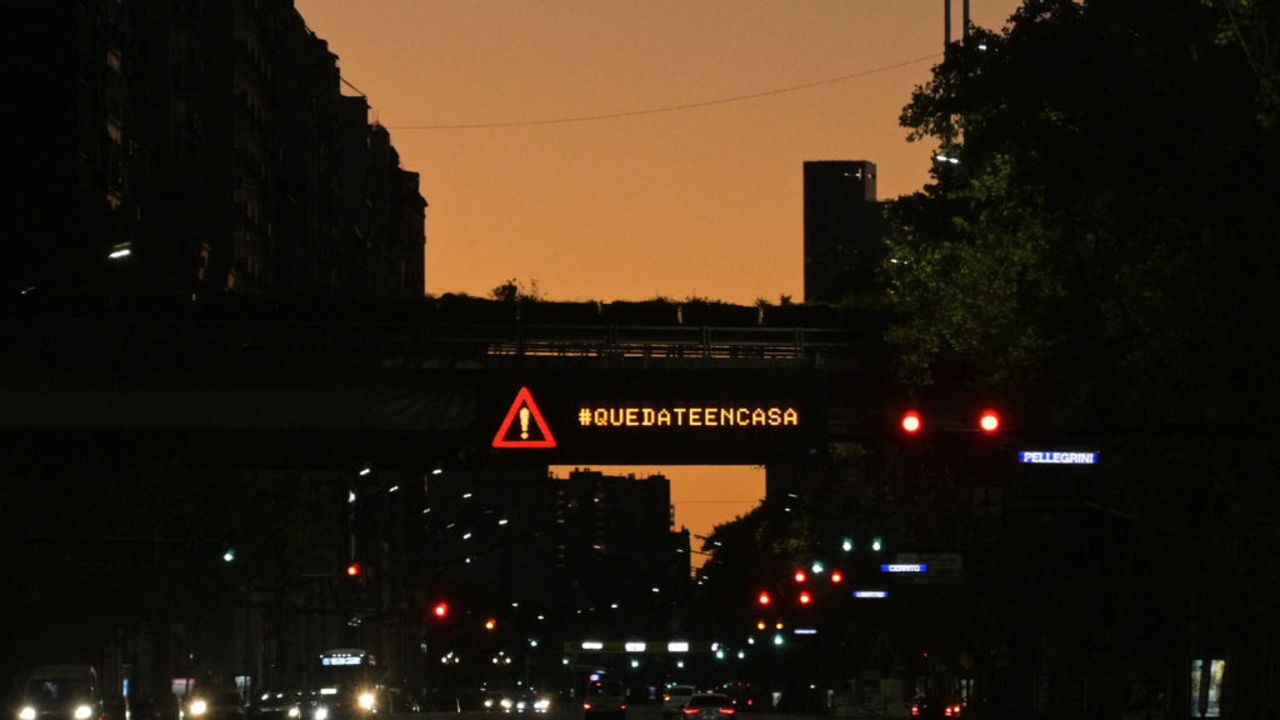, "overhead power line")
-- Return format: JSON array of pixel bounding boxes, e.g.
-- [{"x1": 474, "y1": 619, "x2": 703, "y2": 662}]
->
[{"x1": 384, "y1": 52, "x2": 942, "y2": 130}]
